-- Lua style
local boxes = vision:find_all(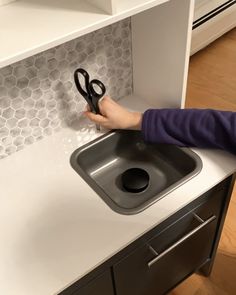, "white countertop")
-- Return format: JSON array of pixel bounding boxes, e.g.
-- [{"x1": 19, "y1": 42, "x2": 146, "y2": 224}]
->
[{"x1": 0, "y1": 125, "x2": 236, "y2": 295}]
